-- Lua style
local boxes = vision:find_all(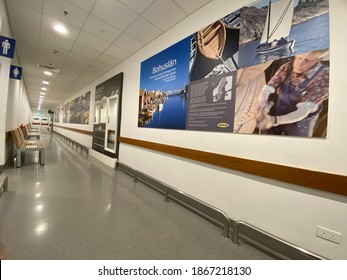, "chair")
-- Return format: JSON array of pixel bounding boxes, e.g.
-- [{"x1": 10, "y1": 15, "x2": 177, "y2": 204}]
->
[{"x1": 10, "y1": 128, "x2": 45, "y2": 168}]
